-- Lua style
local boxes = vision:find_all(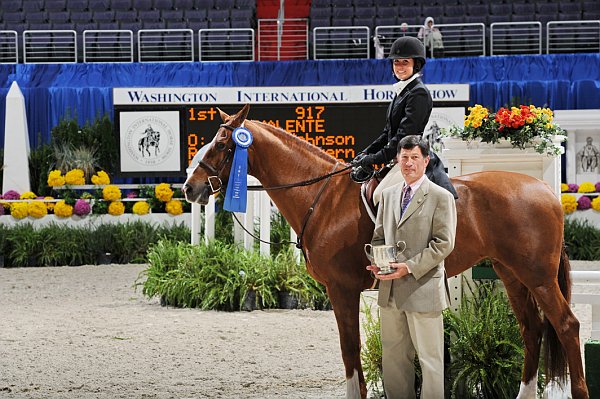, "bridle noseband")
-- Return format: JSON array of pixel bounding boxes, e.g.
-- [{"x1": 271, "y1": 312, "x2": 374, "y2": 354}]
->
[{"x1": 196, "y1": 123, "x2": 235, "y2": 194}]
